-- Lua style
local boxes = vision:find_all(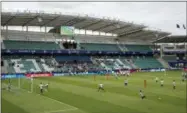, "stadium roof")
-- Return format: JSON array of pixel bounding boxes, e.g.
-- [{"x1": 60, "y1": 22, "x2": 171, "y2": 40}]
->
[
  {"x1": 154, "y1": 35, "x2": 187, "y2": 43},
  {"x1": 1, "y1": 11, "x2": 171, "y2": 41}
]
